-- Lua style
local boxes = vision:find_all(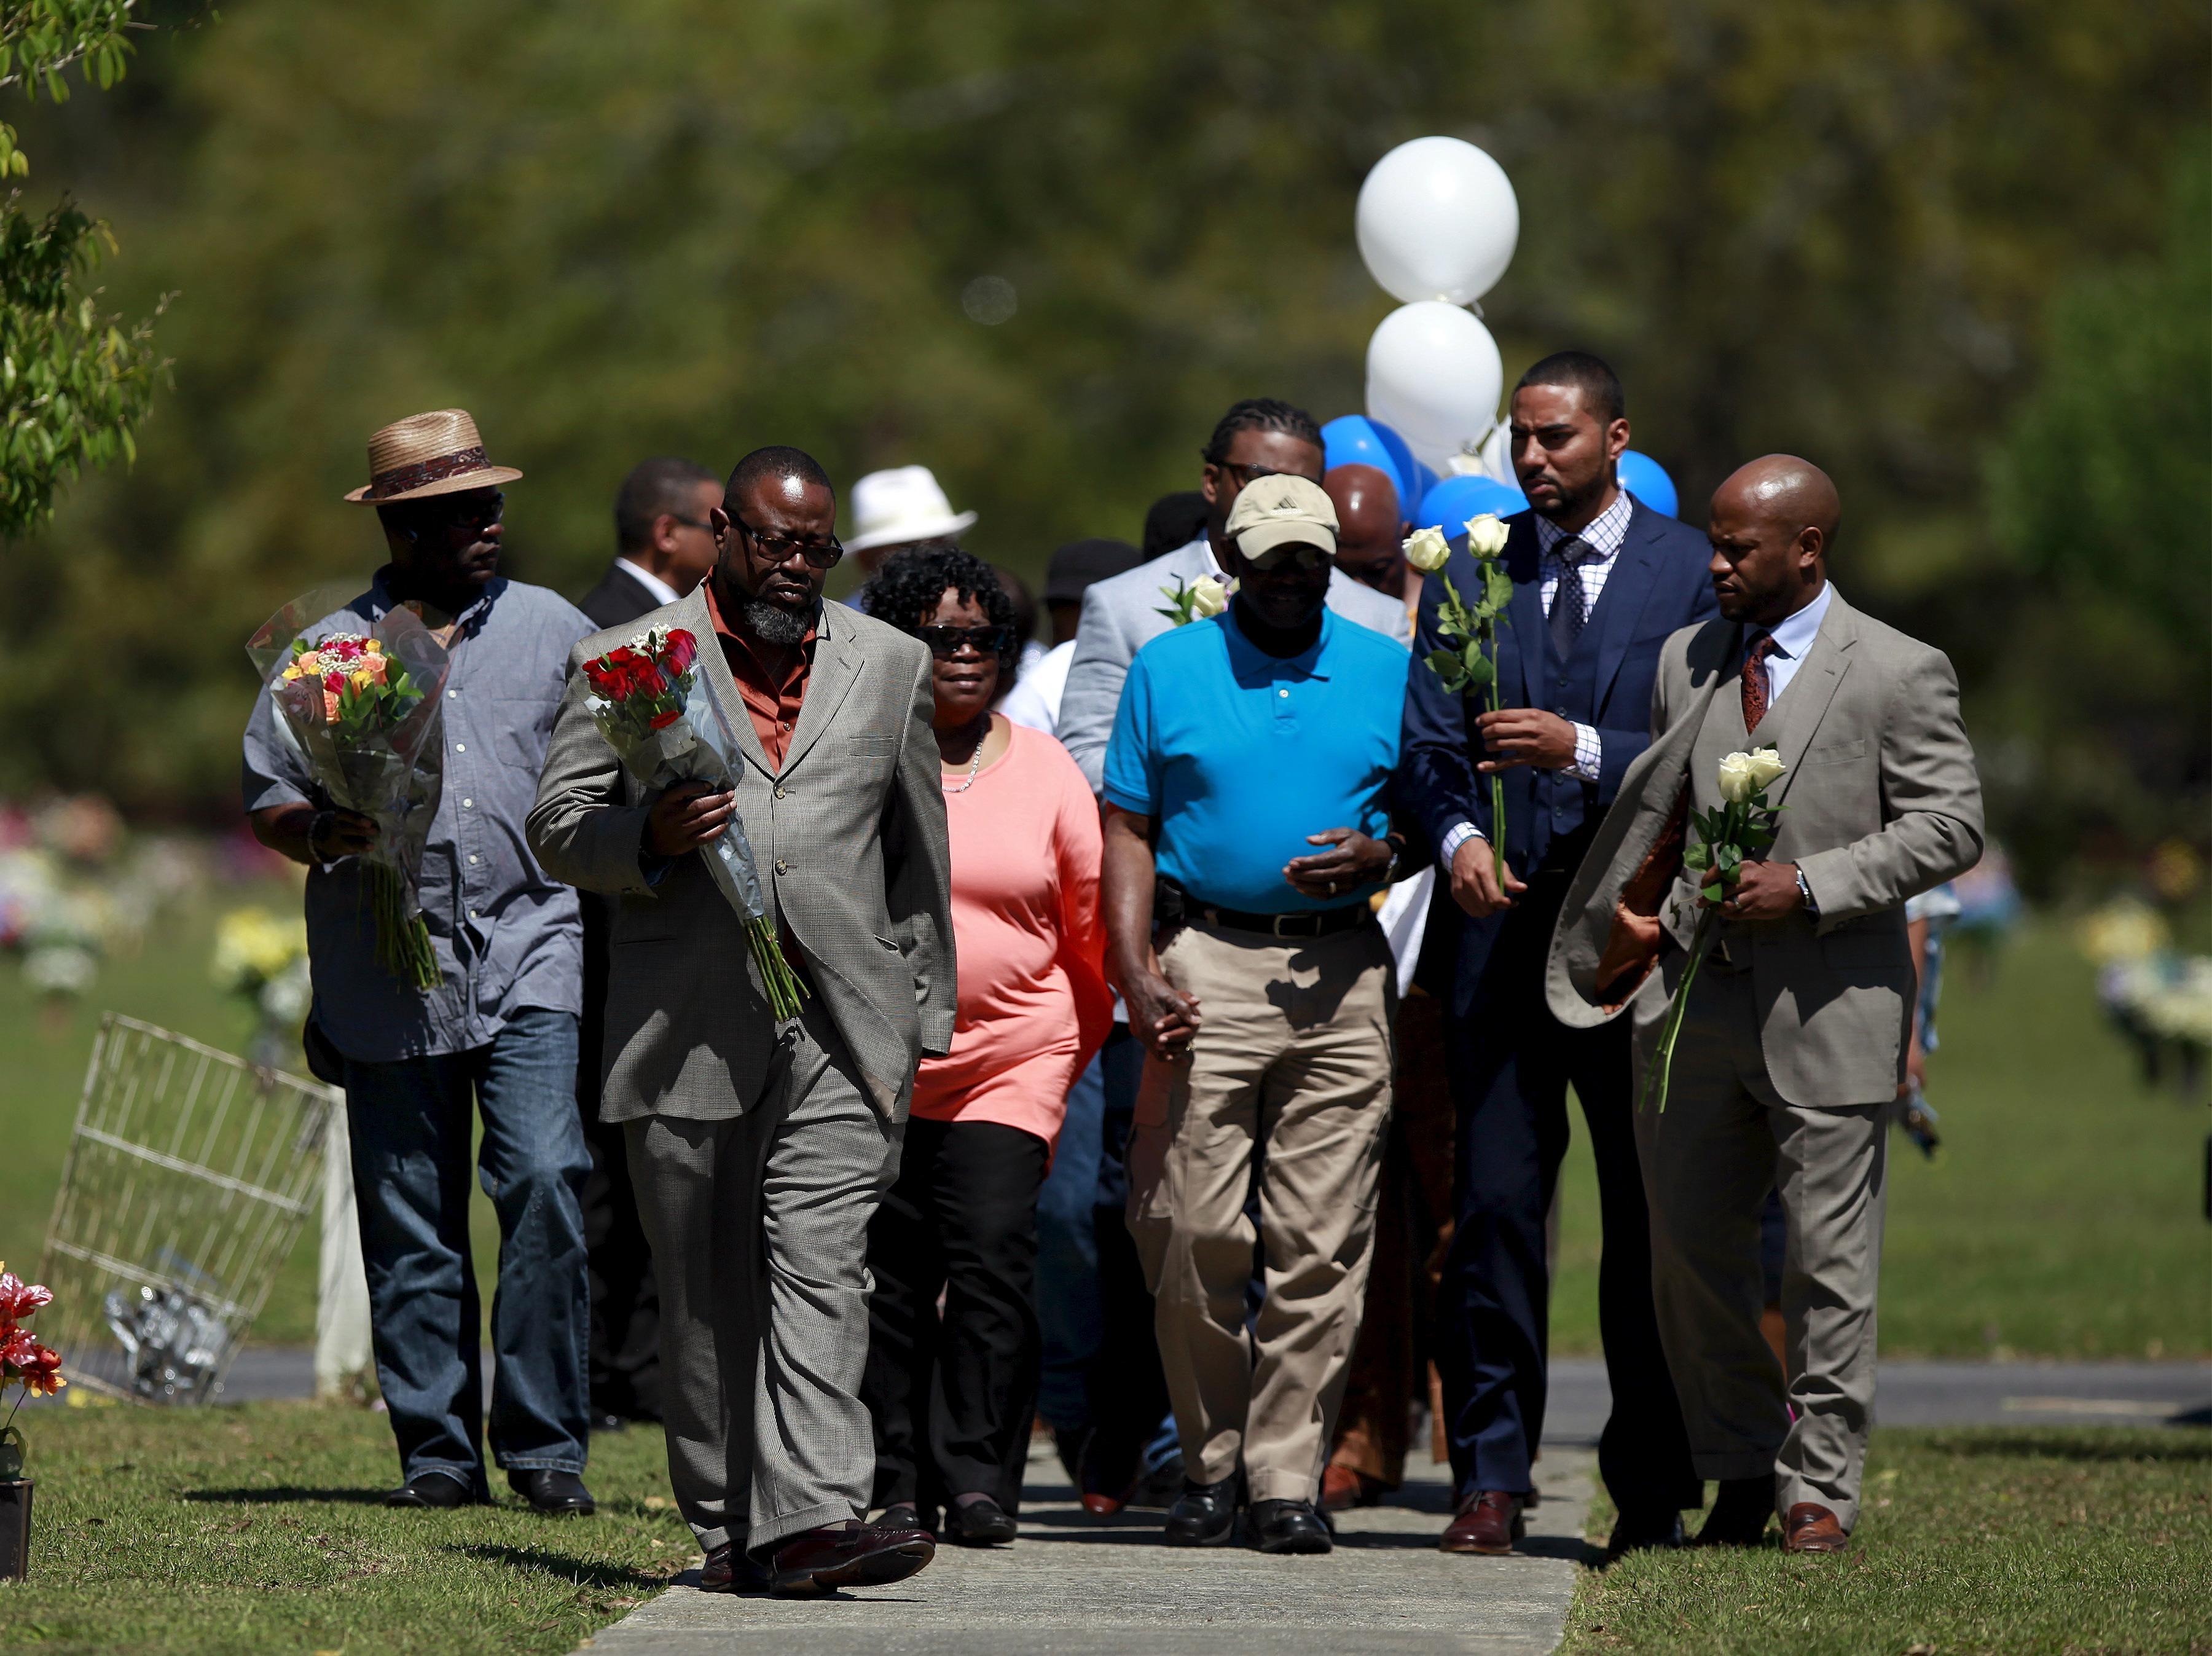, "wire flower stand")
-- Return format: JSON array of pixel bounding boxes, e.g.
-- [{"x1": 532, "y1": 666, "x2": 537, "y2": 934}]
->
[{"x1": 36, "y1": 1013, "x2": 339, "y2": 1404}]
